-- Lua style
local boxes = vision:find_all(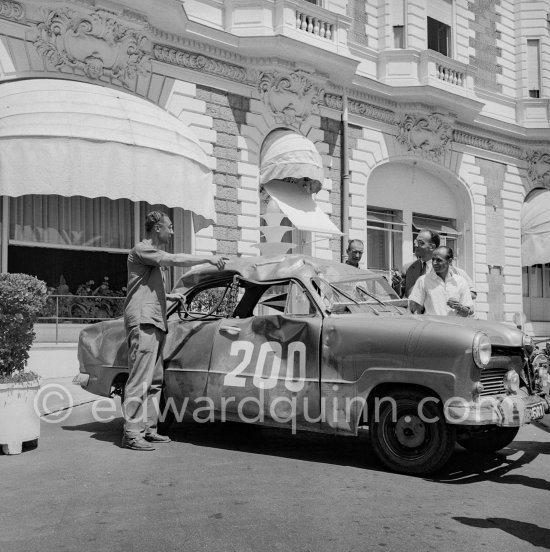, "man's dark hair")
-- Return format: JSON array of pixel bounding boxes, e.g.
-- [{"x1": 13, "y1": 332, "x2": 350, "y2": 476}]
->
[
  {"x1": 347, "y1": 239, "x2": 364, "y2": 251},
  {"x1": 434, "y1": 245, "x2": 454, "y2": 260},
  {"x1": 145, "y1": 211, "x2": 168, "y2": 233},
  {"x1": 419, "y1": 229, "x2": 440, "y2": 249}
]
